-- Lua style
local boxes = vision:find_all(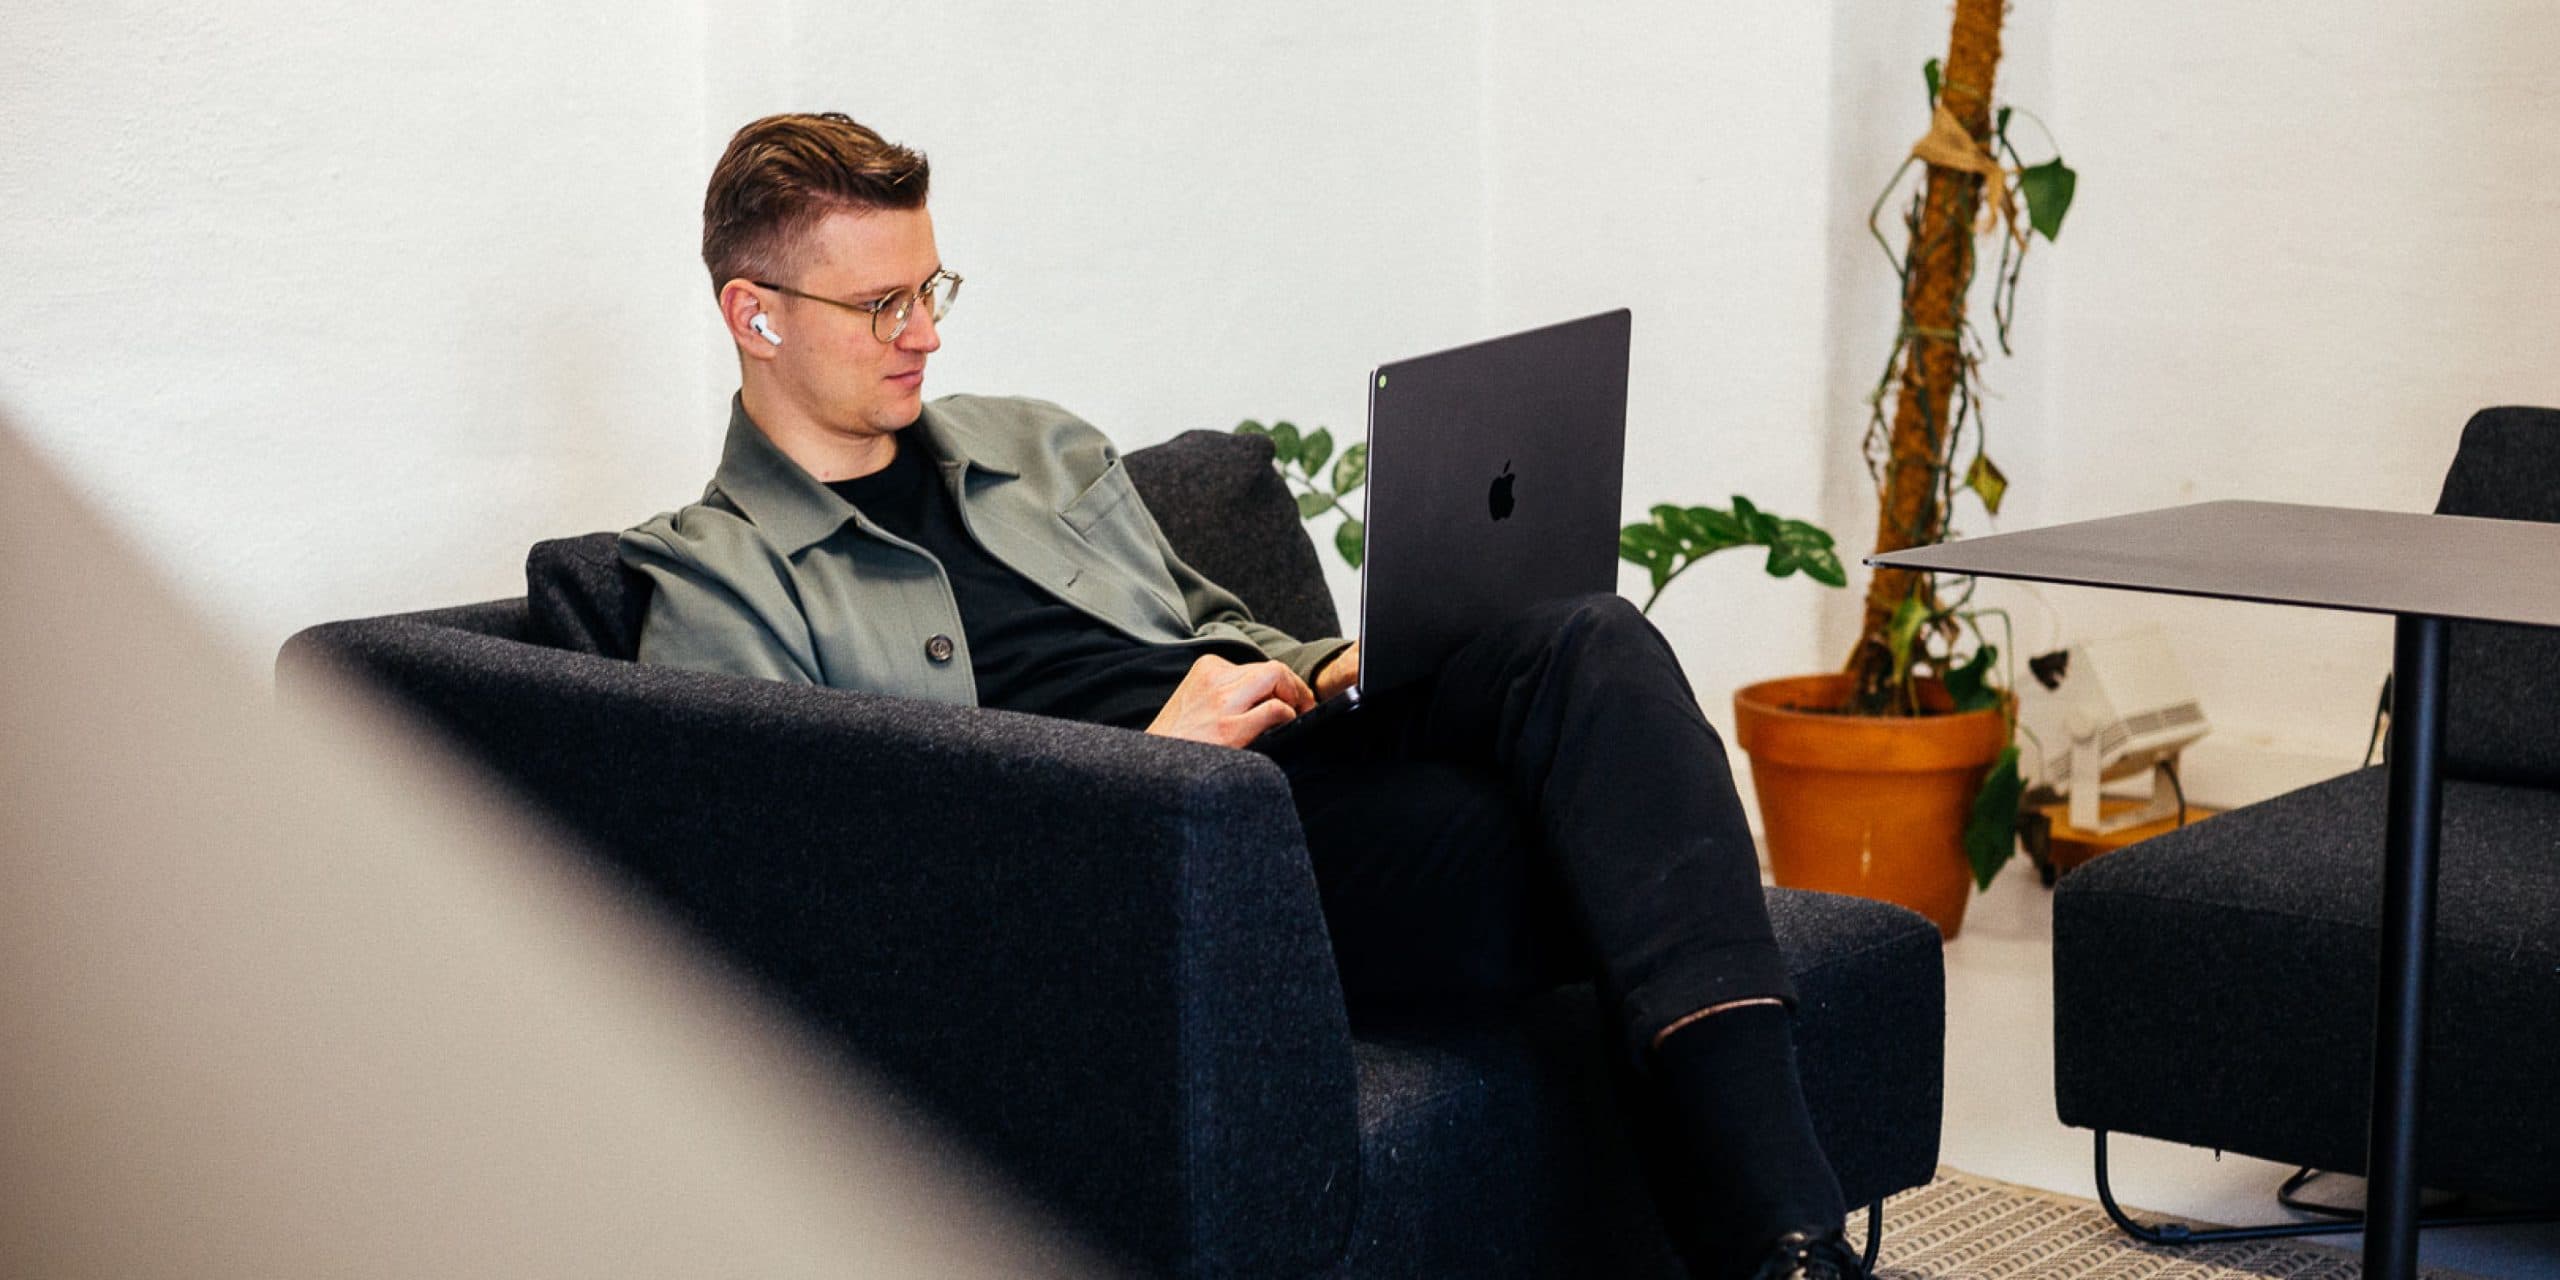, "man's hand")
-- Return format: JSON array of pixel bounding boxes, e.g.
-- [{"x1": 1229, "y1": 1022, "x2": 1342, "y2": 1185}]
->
[
  {"x1": 1313, "y1": 641, "x2": 1361, "y2": 702},
  {"x1": 1147, "y1": 654, "x2": 1316, "y2": 748}
]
